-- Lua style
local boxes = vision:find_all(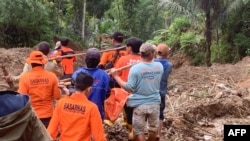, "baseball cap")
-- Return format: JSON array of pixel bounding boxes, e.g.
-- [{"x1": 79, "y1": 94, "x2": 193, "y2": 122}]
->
[
  {"x1": 140, "y1": 42, "x2": 155, "y2": 54},
  {"x1": 156, "y1": 43, "x2": 170, "y2": 57},
  {"x1": 86, "y1": 48, "x2": 101, "y2": 59},
  {"x1": 111, "y1": 32, "x2": 124, "y2": 42},
  {"x1": 26, "y1": 51, "x2": 48, "y2": 64},
  {"x1": 54, "y1": 41, "x2": 61, "y2": 49}
]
